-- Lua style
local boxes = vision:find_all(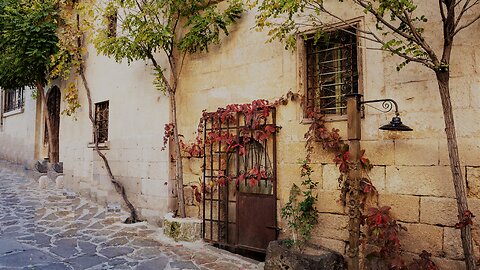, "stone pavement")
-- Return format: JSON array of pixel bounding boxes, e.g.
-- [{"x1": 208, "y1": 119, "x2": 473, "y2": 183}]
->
[{"x1": 0, "y1": 160, "x2": 262, "y2": 270}]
